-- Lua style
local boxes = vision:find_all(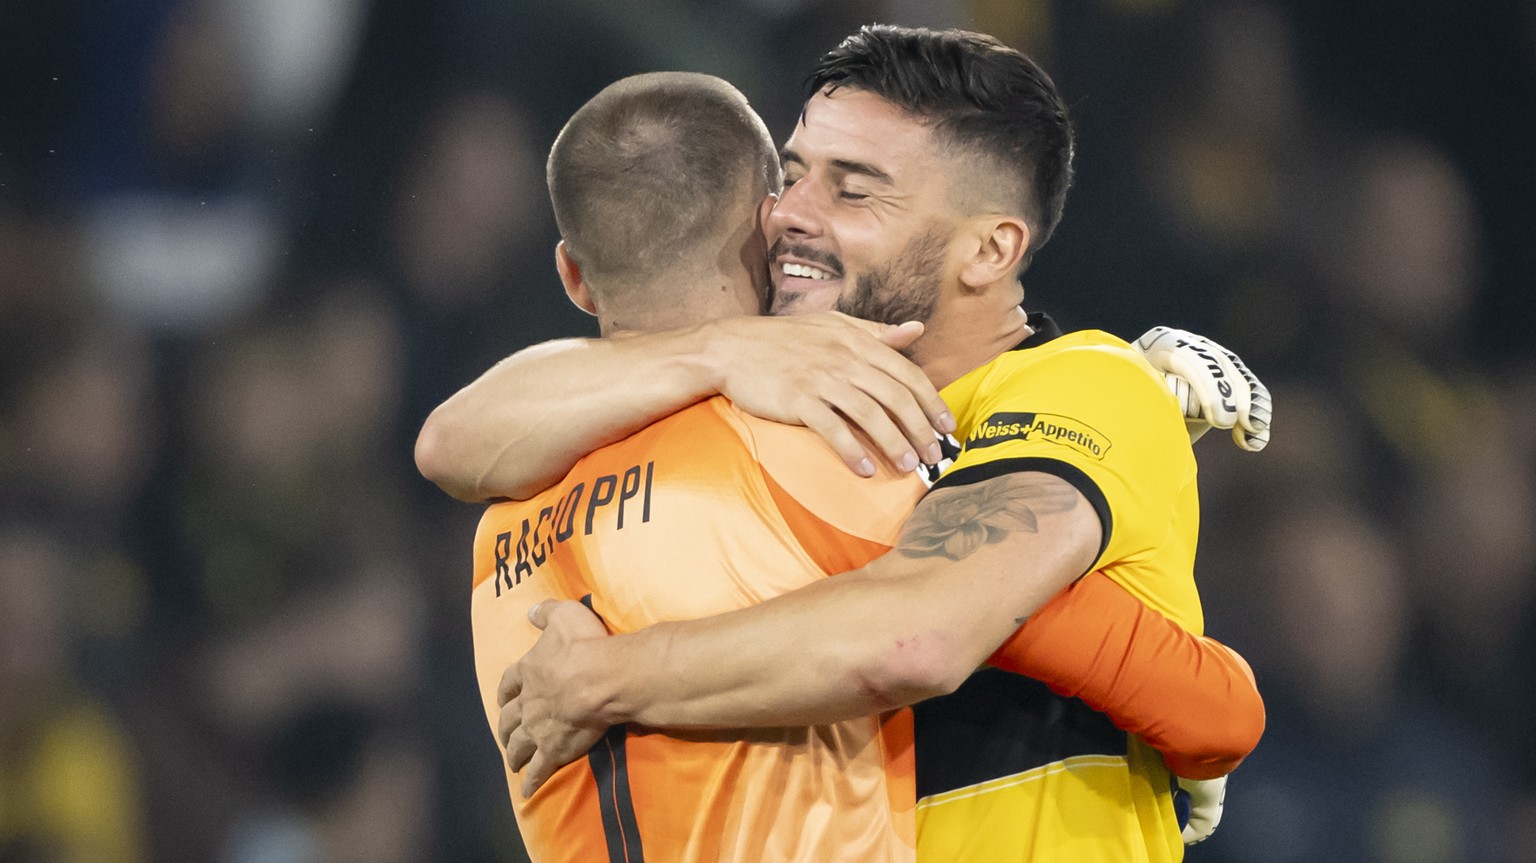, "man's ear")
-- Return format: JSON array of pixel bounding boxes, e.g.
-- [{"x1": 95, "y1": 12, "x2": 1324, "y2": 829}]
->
[
  {"x1": 555, "y1": 241, "x2": 598, "y2": 316},
  {"x1": 757, "y1": 192, "x2": 779, "y2": 232},
  {"x1": 958, "y1": 216, "x2": 1030, "y2": 290}
]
